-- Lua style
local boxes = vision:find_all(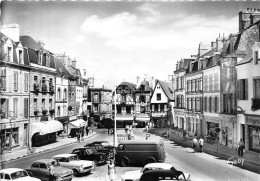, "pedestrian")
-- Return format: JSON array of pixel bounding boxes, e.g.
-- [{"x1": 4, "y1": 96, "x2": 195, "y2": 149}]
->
[
  {"x1": 86, "y1": 126, "x2": 89, "y2": 136},
  {"x1": 81, "y1": 129, "x2": 84, "y2": 142},
  {"x1": 199, "y1": 137, "x2": 204, "y2": 153},
  {"x1": 48, "y1": 161, "x2": 55, "y2": 181},
  {"x1": 192, "y1": 137, "x2": 198, "y2": 153},
  {"x1": 237, "y1": 138, "x2": 245, "y2": 157},
  {"x1": 107, "y1": 159, "x2": 116, "y2": 181},
  {"x1": 182, "y1": 130, "x2": 187, "y2": 141},
  {"x1": 77, "y1": 131, "x2": 80, "y2": 143}
]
